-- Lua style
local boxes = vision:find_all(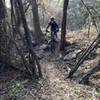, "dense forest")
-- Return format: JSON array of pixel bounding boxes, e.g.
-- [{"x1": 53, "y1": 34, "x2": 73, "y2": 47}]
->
[{"x1": 0, "y1": 0, "x2": 100, "y2": 100}]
